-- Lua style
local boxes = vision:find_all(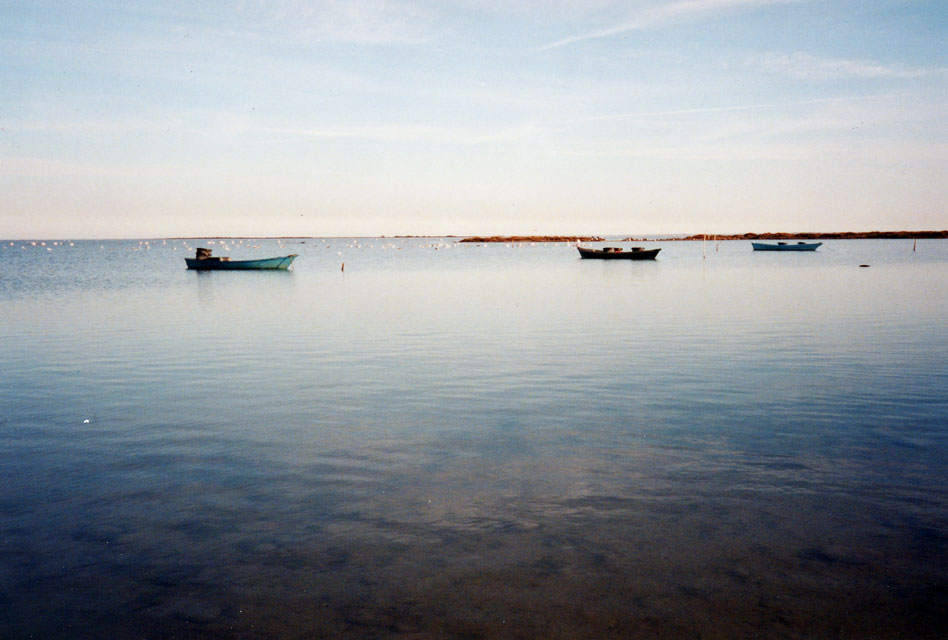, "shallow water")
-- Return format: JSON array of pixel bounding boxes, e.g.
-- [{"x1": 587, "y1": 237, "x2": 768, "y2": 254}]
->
[{"x1": 2, "y1": 237, "x2": 947, "y2": 638}]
